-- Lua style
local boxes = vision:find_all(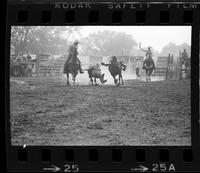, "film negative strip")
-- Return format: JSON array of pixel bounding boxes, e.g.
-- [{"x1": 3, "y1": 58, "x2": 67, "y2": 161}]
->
[{"x1": 5, "y1": 0, "x2": 200, "y2": 172}]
